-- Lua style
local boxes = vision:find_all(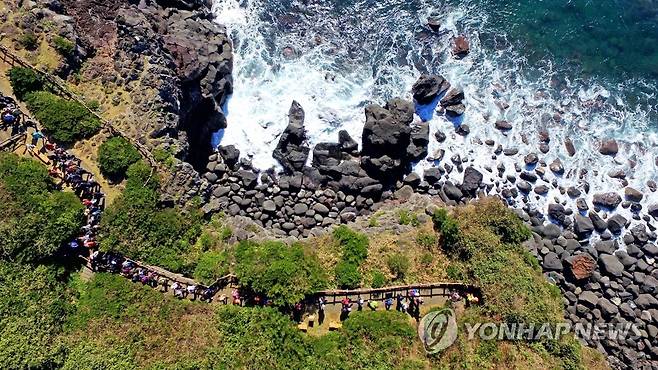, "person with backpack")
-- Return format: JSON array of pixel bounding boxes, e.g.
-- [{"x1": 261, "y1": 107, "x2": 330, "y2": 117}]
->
[{"x1": 385, "y1": 297, "x2": 393, "y2": 311}]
